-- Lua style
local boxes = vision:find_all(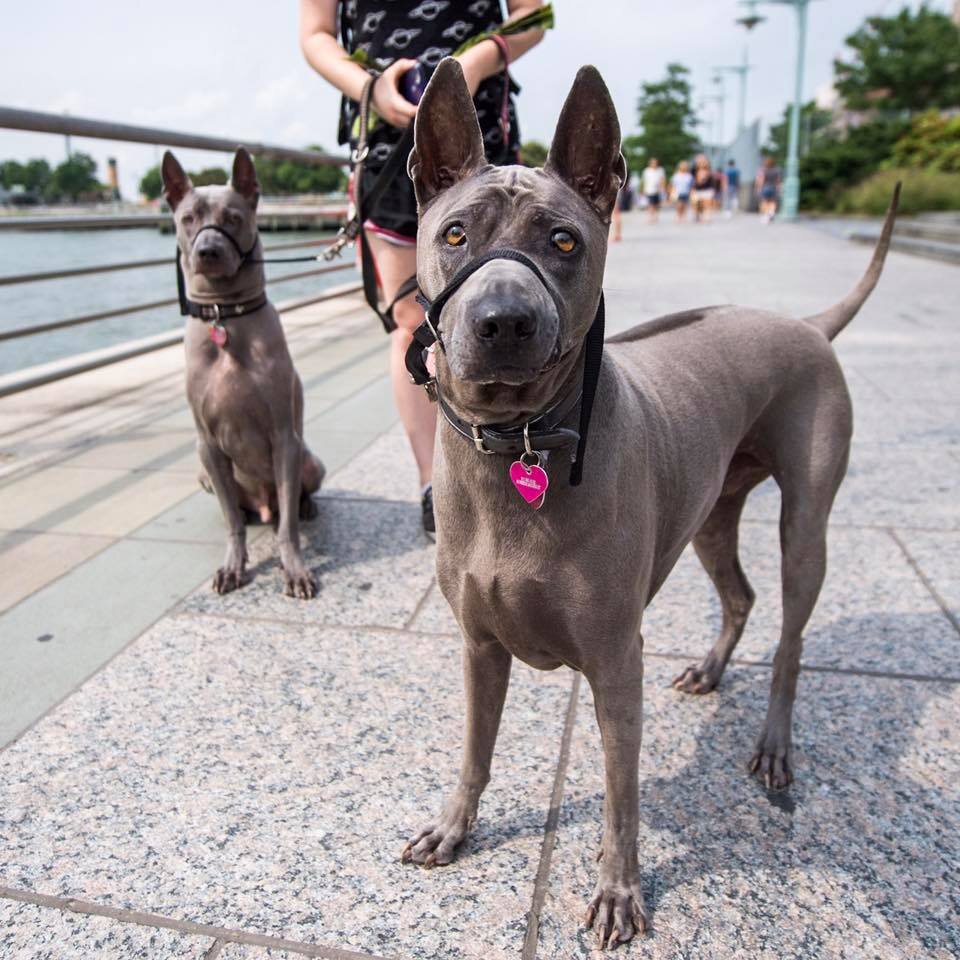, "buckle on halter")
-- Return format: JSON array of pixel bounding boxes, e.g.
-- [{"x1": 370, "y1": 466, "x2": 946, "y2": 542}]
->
[
  {"x1": 471, "y1": 424, "x2": 494, "y2": 455},
  {"x1": 351, "y1": 144, "x2": 369, "y2": 164}
]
